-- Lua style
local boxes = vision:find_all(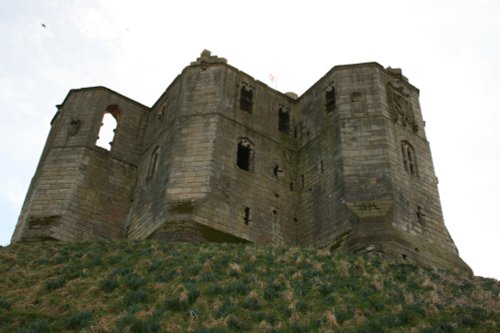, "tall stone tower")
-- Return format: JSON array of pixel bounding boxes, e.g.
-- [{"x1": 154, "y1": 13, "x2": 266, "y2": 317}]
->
[
  {"x1": 12, "y1": 50, "x2": 471, "y2": 273},
  {"x1": 11, "y1": 88, "x2": 148, "y2": 242}
]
